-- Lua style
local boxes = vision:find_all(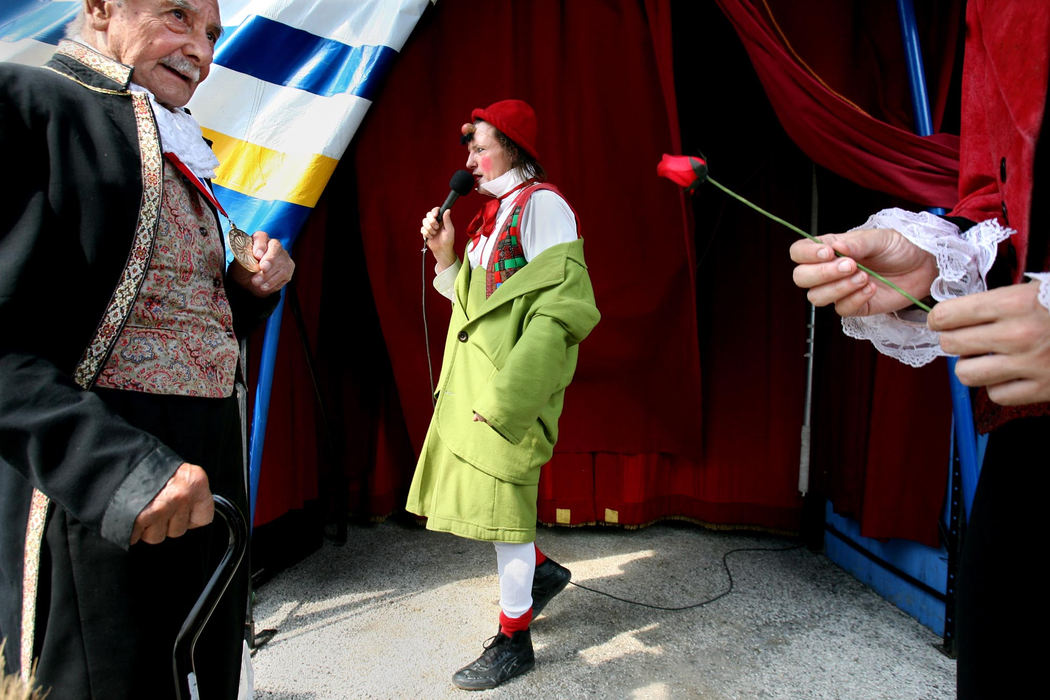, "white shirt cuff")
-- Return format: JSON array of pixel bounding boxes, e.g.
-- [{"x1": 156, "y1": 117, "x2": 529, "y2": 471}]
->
[{"x1": 433, "y1": 259, "x2": 460, "y2": 301}]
